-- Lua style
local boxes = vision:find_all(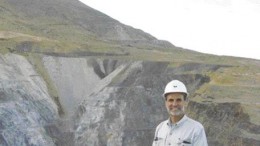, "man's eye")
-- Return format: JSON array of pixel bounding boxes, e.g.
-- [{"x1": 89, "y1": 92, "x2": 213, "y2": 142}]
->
[{"x1": 176, "y1": 99, "x2": 182, "y2": 102}]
